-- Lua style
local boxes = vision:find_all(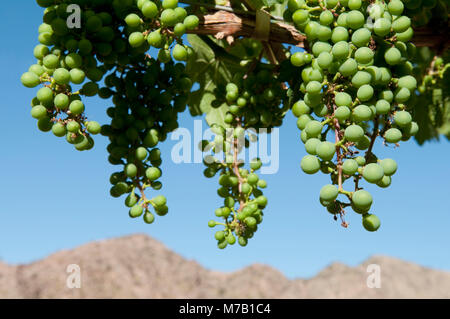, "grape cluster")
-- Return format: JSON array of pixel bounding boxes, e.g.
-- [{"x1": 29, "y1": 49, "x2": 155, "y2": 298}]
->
[
  {"x1": 201, "y1": 126, "x2": 268, "y2": 248},
  {"x1": 21, "y1": 0, "x2": 198, "y2": 223},
  {"x1": 287, "y1": 0, "x2": 419, "y2": 231},
  {"x1": 403, "y1": 0, "x2": 448, "y2": 28}
]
